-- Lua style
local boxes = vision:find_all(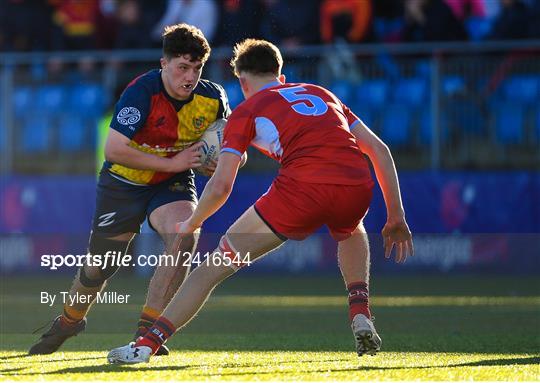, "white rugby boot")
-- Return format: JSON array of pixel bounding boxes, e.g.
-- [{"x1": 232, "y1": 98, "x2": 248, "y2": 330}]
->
[
  {"x1": 107, "y1": 342, "x2": 152, "y2": 364},
  {"x1": 351, "y1": 314, "x2": 381, "y2": 356}
]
